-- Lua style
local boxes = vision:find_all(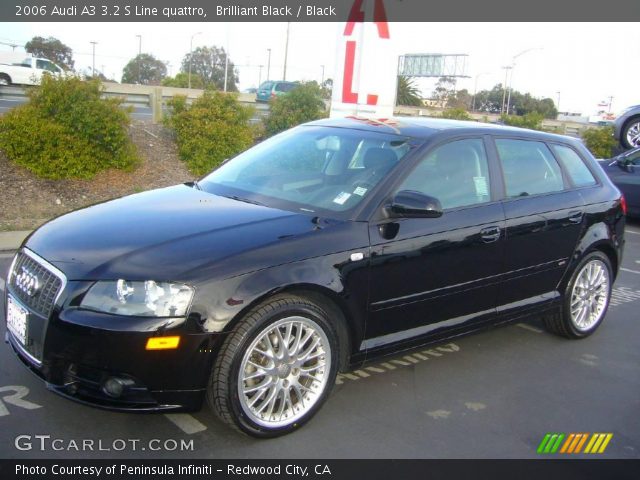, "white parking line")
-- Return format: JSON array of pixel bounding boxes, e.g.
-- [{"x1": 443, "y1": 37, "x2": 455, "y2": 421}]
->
[
  {"x1": 621, "y1": 268, "x2": 640, "y2": 275},
  {"x1": 0, "y1": 277, "x2": 4, "y2": 291},
  {"x1": 626, "y1": 229, "x2": 640, "y2": 235},
  {"x1": 0, "y1": 253, "x2": 15, "y2": 259},
  {"x1": 516, "y1": 323, "x2": 543, "y2": 334},
  {"x1": 164, "y1": 413, "x2": 207, "y2": 435}
]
